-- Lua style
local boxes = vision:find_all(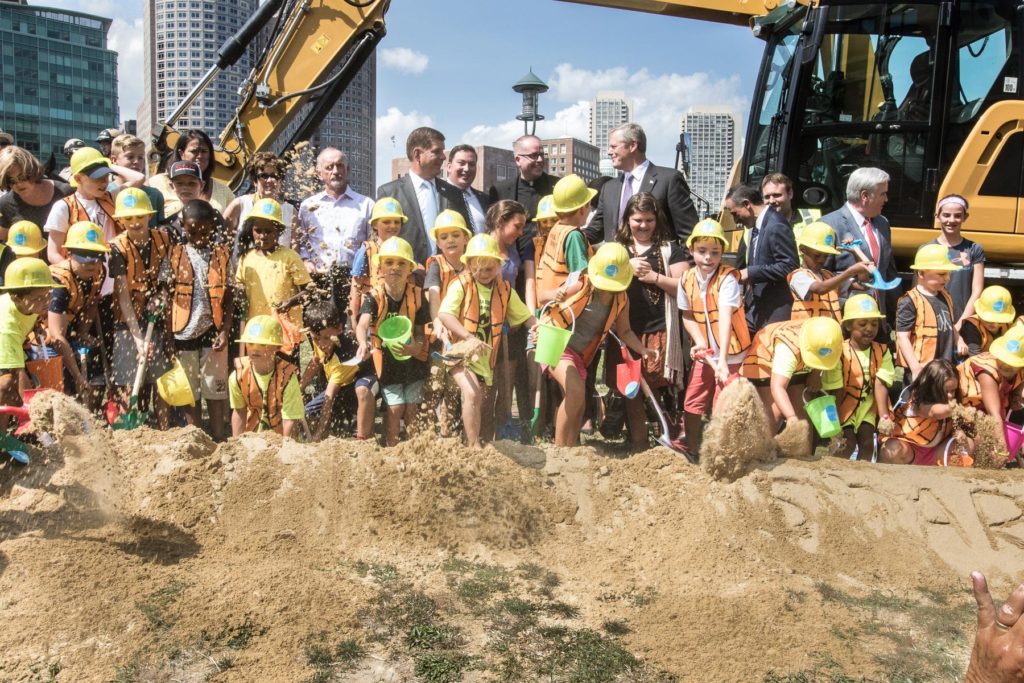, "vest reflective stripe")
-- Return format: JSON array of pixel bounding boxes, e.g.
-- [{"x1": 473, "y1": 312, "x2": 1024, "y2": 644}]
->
[
  {"x1": 740, "y1": 320, "x2": 803, "y2": 381},
  {"x1": 457, "y1": 271, "x2": 510, "y2": 369},
  {"x1": 681, "y1": 265, "x2": 750, "y2": 355},
  {"x1": 891, "y1": 400, "x2": 949, "y2": 446},
  {"x1": 896, "y1": 288, "x2": 955, "y2": 367},
  {"x1": 170, "y1": 244, "x2": 230, "y2": 334},
  {"x1": 370, "y1": 282, "x2": 429, "y2": 376},
  {"x1": 50, "y1": 261, "x2": 105, "y2": 321},
  {"x1": 540, "y1": 280, "x2": 626, "y2": 366},
  {"x1": 836, "y1": 341, "x2": 885, "y2": 423},
  {"x1": 787, "y1": 268, "x2": 842, "y2": 321},
  {"x1": 425, "y1": 254, "x2": 460, "y2": 301},
  {"x1": 234, "y1": 356, "x2": 297, "y2": 434},
  {"x1": 110, "y1": 229, "x2": 170, "y2": 323},
  {"x1": 63, "y1": 192, "x2": 122, "y2": 236},
  {"x1": 958, "y1": 352, "x2": 1023, "y2": 410},
  {"x1": 363, "y1": 240, "x2": 380, "y2": 287},
  {"x1": 961, "y1": 316, "x2": 1009, "y2": 353},
  {"x1": 537, "y1": 221, "x2": 592, "y2": 293}
]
